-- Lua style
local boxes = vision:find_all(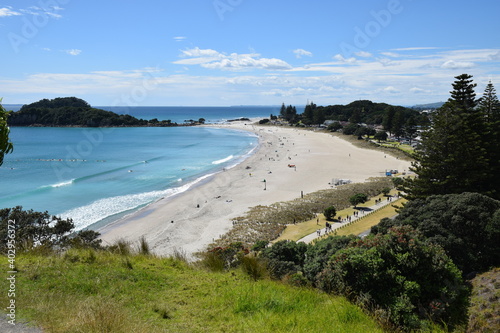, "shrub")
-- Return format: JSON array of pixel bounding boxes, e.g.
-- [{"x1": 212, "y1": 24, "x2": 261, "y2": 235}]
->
[
  {"x1": 324, "y1": 206, "x2": 336, "y2": 221},
  {"x1": 349, "y1": 193, "x2": 368, "y2": 208},
  {"x1": 303, "y1": 235, "x2": 357, "y2": 284},
  {"x1": 317, "y1": 226, "x2": 469, "y2": 331},
  {"x1": 371, "y1": 192, "x2": 500, "y2": 274},
  {"x1": 260, "y1": 240, "x2": 308, "y2": 280},
  {"x1": 240, "y1": 255, "x2": 267, "y2": 281}
]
